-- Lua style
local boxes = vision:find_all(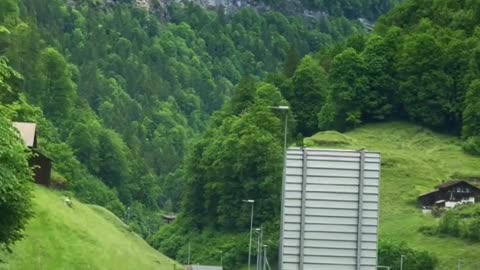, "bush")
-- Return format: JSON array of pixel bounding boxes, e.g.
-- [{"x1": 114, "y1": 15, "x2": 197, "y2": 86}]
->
[
  {"x1": 418, "y1": 225, "x2": 437, "y2": 236},
  {"x1": 465, "y1": 218, "x2": 480, "y2": 241},
  {"x1": 378, "y1": 241, "x2": 437, "y2": 270},
  {"x1": 463, "y1": 136, "x2": 480, "y2": 156},
  {"x1": 50, "y1": 171, "x2": 68, "y2": 190},
  {"x1": 0, "y1": 116, "x2": 33, "y2": 251},
  {"x1": 429, "y1": 204, "x2": 480, "y2": 242},
  {"x1": 71, "y1": 178, "x2": 125, "y2": 217},
  {"x1": 438, "y1": 211, "x2": 461, "y2": 237}
]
